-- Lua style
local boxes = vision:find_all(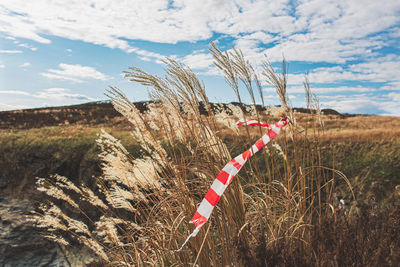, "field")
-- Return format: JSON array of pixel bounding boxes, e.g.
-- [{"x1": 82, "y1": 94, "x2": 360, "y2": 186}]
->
[{"x1": 1, "y1": 106, "x2": 399, "y2": 201}]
